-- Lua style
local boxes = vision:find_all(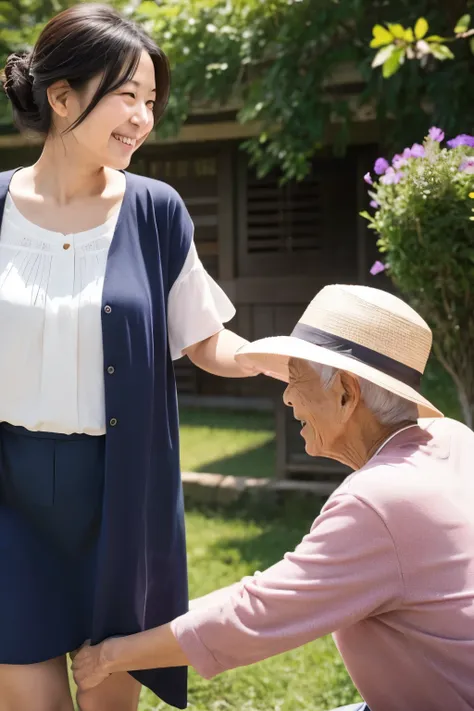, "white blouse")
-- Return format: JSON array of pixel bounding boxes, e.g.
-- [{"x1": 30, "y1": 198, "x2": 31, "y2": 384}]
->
[{"x1": 0, "y1": 193, "x2": 235, "y2": 436}]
